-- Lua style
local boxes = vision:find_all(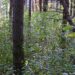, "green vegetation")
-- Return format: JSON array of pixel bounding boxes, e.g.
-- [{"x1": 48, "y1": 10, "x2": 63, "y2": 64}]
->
[{"x1": 0, "y1": 11, "x2": 75, "y2": 75}]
